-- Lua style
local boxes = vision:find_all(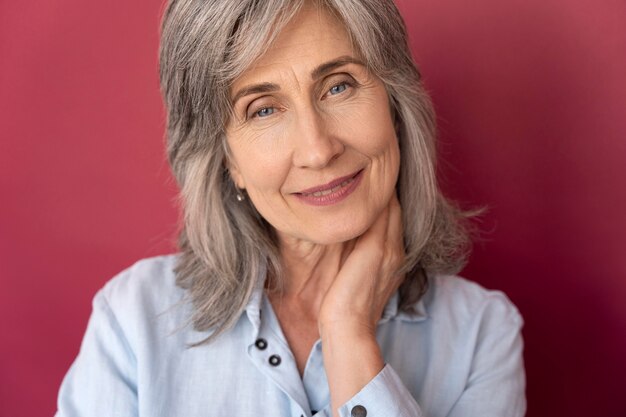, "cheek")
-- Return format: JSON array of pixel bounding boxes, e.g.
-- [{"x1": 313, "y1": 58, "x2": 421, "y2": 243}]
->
[
  {"x1": 344, "y1": 101, "x2": 401, "y2": 194},
  {"x1": 330, "y1": 88, "x2": 397, "y2": 154},
  {"x1": 342, "y1": 109, "x2": 398, "y2": 159},
  {"x1": 242, "y1": 158, "x2": 288, "y2": 196},
  {"x1": 228, "y1": 126, "x2": 291, "y2": 185}
]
